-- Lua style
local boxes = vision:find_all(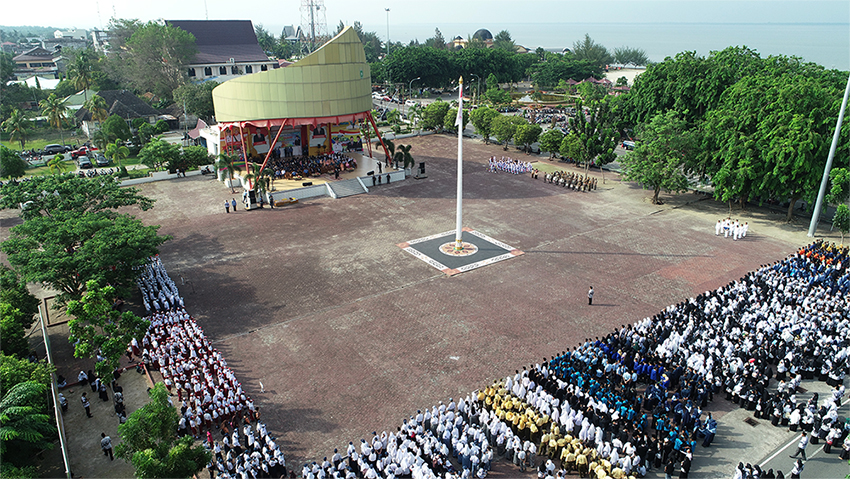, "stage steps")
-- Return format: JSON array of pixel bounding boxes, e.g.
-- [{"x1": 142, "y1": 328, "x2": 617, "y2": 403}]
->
[{"x1": 327, "y1": 178, "x2": 368, "y2": 198}]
